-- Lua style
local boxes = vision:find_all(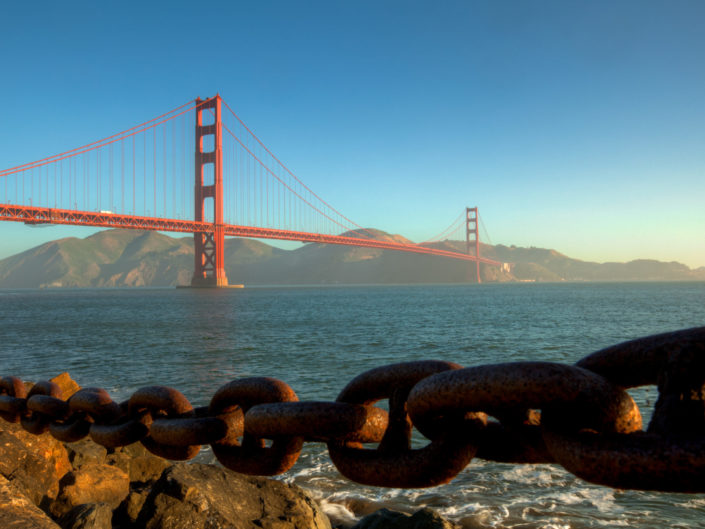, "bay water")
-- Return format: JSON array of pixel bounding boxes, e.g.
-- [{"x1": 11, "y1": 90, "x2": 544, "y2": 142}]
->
[{"x1": 1, "y1": 282, "x2": 704, "y2": 528}]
